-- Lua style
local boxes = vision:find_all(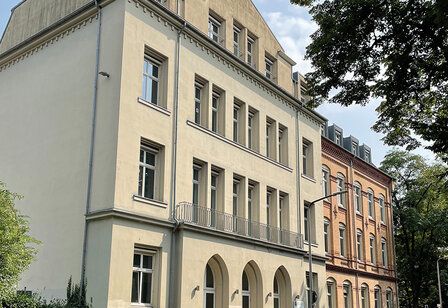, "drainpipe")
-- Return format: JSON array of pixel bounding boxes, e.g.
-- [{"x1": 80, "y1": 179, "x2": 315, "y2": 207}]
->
[
  {"x1": 81, "y1": 0, "x2": 102, "y2": 288},
  {"x1": 167, "y1": 20, "x2": 187, "y2": 308},
  {"x1": 295, "y1": 110, "x2": 302, "y2": 246}
]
